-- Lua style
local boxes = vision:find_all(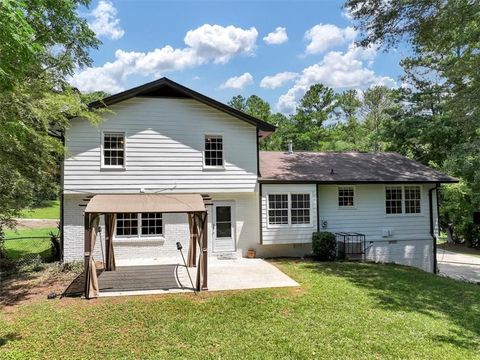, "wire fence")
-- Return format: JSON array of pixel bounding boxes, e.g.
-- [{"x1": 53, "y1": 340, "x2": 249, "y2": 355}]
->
[{"x1": 1, "y1": 235, "x2": 61, "y2": 265}]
